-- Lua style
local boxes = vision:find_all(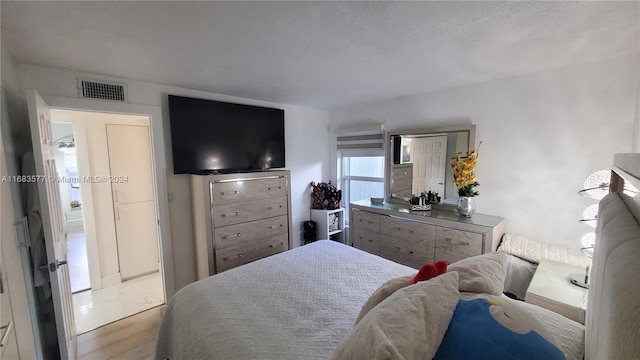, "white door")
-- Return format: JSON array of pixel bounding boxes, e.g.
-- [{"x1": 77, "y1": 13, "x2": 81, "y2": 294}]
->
[
  {"x1": 113, "y1": 201, "x2": 159, "y2": 279},
  {"x1": 106, "y1": 124, "x2": 159, "y2": 279},
  {"x1": 27, "y1": 90, "x2": 77, "y2": 359},
  {"x1": 412, "y1": 135, "x2": 448, "y2": 196},
  {"x1": 0, "y1": 118, "x2": 19, "y2": 359}
]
